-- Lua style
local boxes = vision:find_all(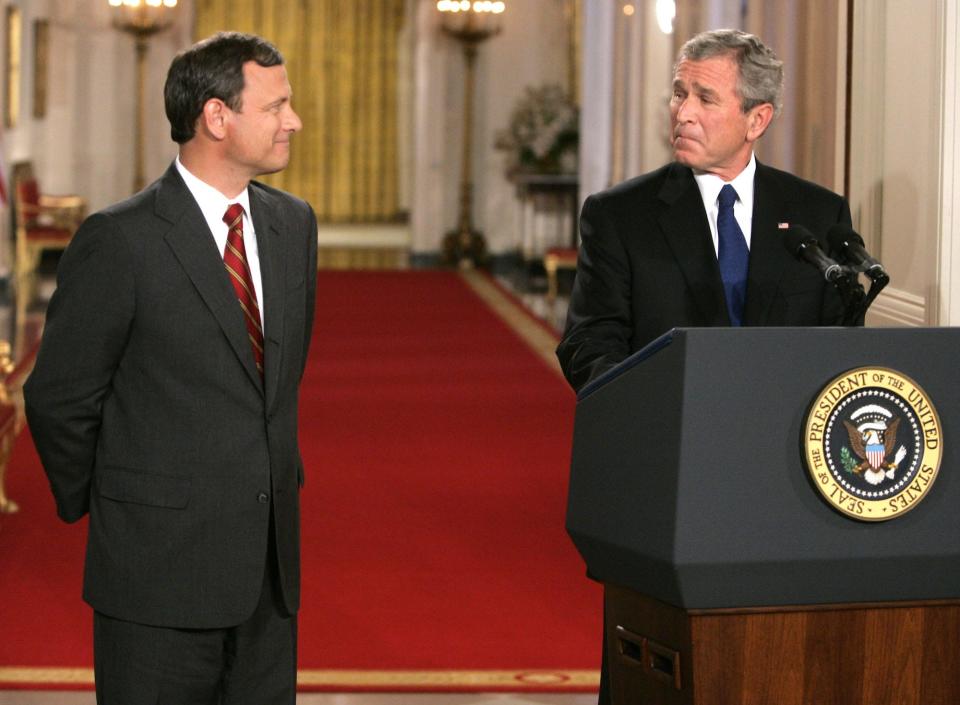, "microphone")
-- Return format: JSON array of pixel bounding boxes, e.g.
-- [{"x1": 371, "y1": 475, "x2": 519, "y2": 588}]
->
[
  {"x1": 827, "y1": 224, "x2": 886, "y2": 276},
  {"x1": 783, "y1": 225, "x2": 845, "y2": 283}
]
